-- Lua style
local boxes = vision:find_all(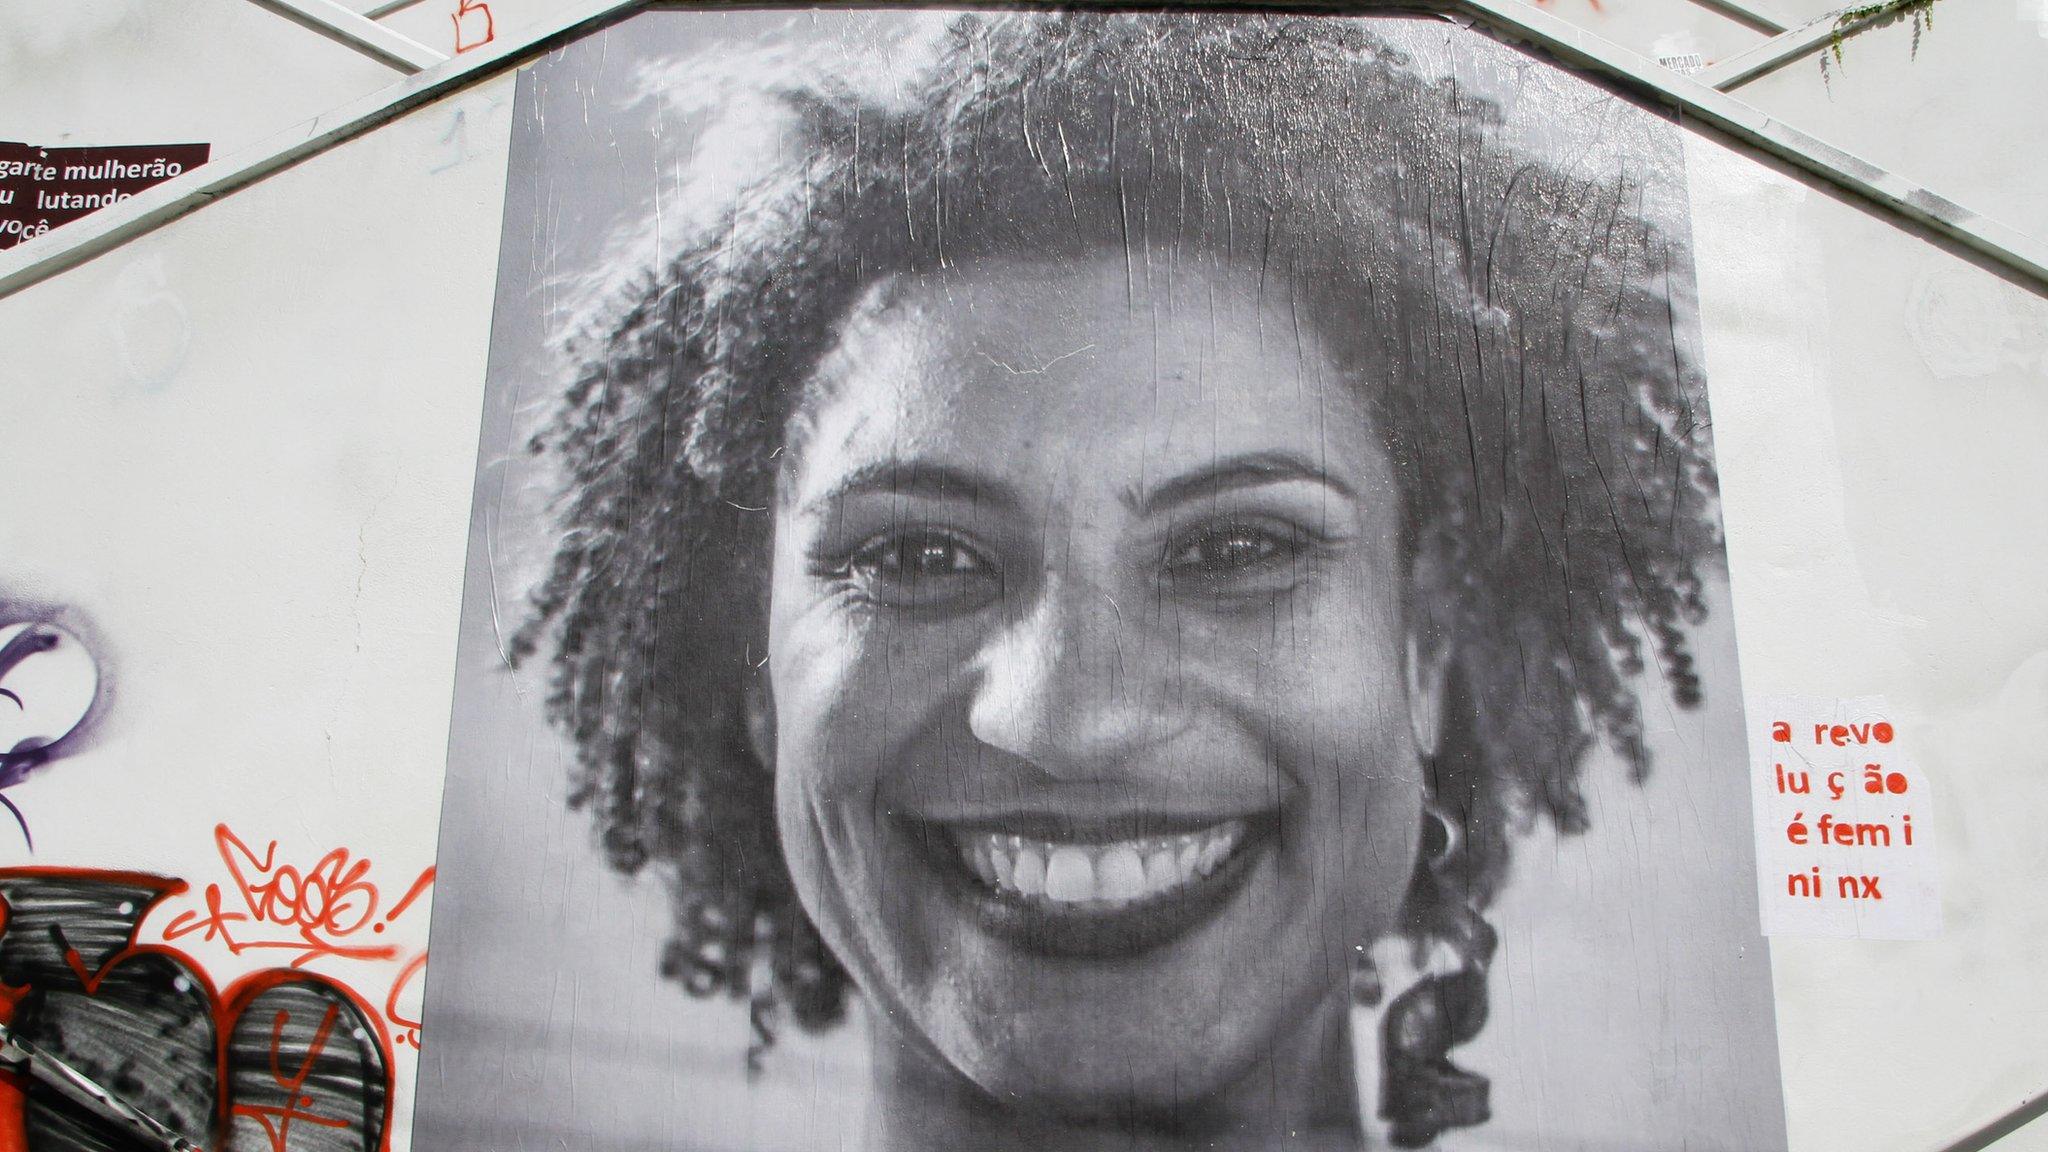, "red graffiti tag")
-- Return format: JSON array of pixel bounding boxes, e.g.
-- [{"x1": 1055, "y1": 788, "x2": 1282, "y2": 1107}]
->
[{"x1": 161, "y1": 825, "x2": 434, "y2": 969}]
